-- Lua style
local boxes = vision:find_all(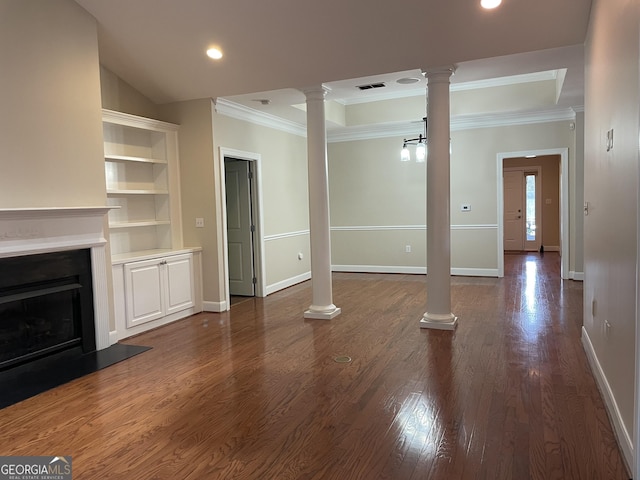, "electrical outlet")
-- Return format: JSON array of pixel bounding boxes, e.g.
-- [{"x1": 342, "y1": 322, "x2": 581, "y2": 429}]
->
[
  {"x1": 195, "y1": 217, "x2": 204, "y2": 228},
  {"x1": 405, "y1": 245, "x2": 411, "y2": 253},
  {"x1": 298, "y1": 252, "x2": 304, "y2": 260},
  {"x1": 461, "y1": 204, "x2": 471, "y2": 212}
]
